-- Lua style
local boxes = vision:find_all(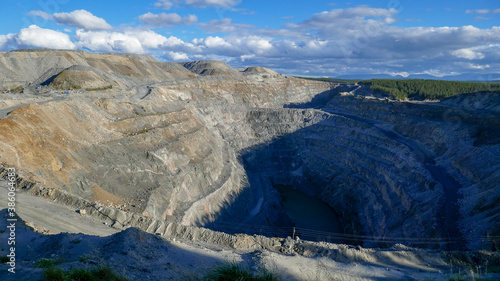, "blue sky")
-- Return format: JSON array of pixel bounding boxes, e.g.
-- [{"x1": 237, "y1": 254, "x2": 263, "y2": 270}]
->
[{"x1": 1, "y1": 0, "x2": 499, "y2": 77}]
